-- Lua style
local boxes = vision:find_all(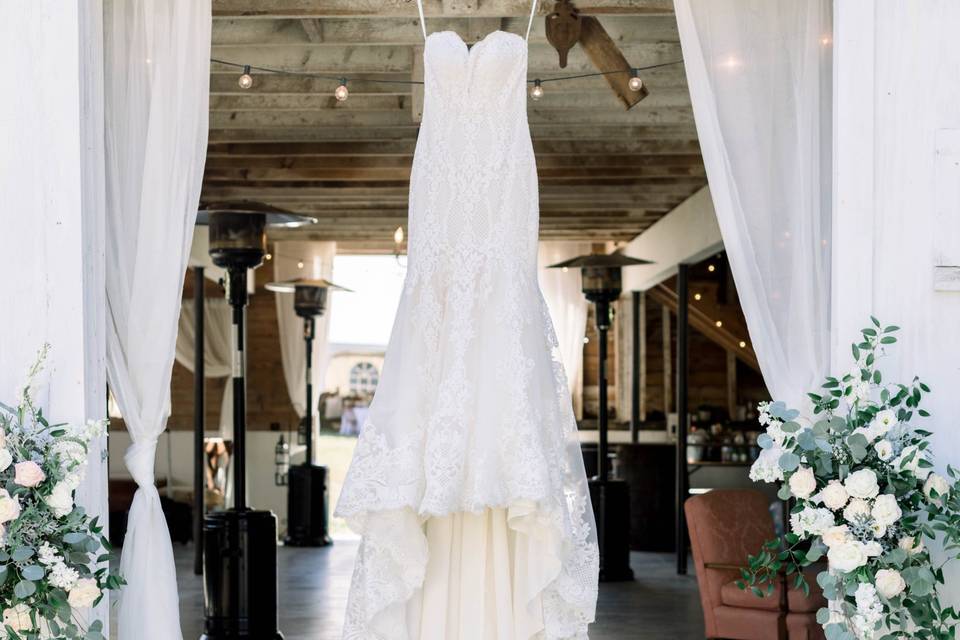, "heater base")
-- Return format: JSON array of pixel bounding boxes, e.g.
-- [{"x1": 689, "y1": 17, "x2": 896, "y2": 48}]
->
[
  {"x1": 284, "y1": 464, "x2": 333, "y2": 547},
  {"x1": 589, "y1": 479, "x2": 635, "y2": 583},
  {"x1": 202, "y1": 509, "x2": 284, "y2": 639}
]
